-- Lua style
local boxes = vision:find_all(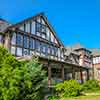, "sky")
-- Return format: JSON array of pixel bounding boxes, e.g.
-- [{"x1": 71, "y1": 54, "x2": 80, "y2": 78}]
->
[{"x1": 0, "y1": 0, "x2": 100, "y2": 48}]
